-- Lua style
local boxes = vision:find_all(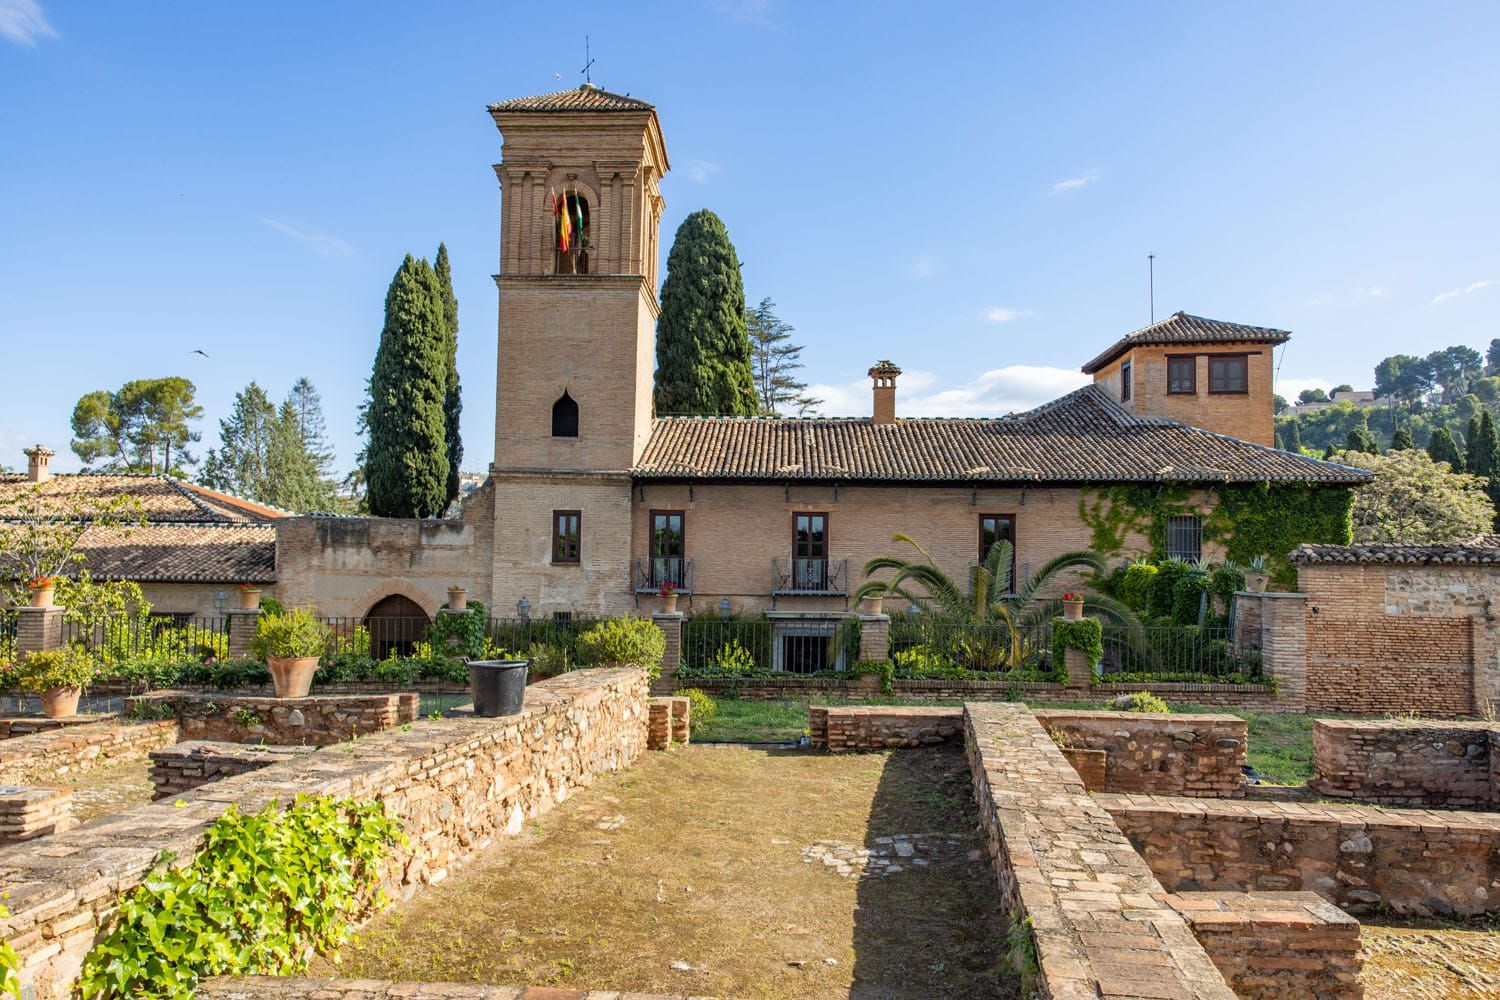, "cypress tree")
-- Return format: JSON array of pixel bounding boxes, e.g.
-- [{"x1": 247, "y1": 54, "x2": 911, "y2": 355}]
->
[
  {"x1": 653, "y1": 210, "x2": 758, "y2": 416},
  {"x1": 1344, "y1": 420, "x2": 1378, "y2": 454},
  {"x1": 1428, "y1": 426, "x2": 1465, "y2": 471},
  {"x1": 1470, "y1": 411, "x2": 1500, "y2": 525},
  {"x1": 434, "y1": 243, "x2": 463, "y2": 507},
  {"x1": 1466, "y1": 416, "x2": 1485, "y2": 474},
  {"x1": 1283, "y1": 419, "x2": 1302, "y2": 454},
  {"x1": 1390, "y1": 425, "x2": 1415, "y2": 451},
  {"x1": 365, "y1": 255, "x2": 450, "y2": 518}
]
